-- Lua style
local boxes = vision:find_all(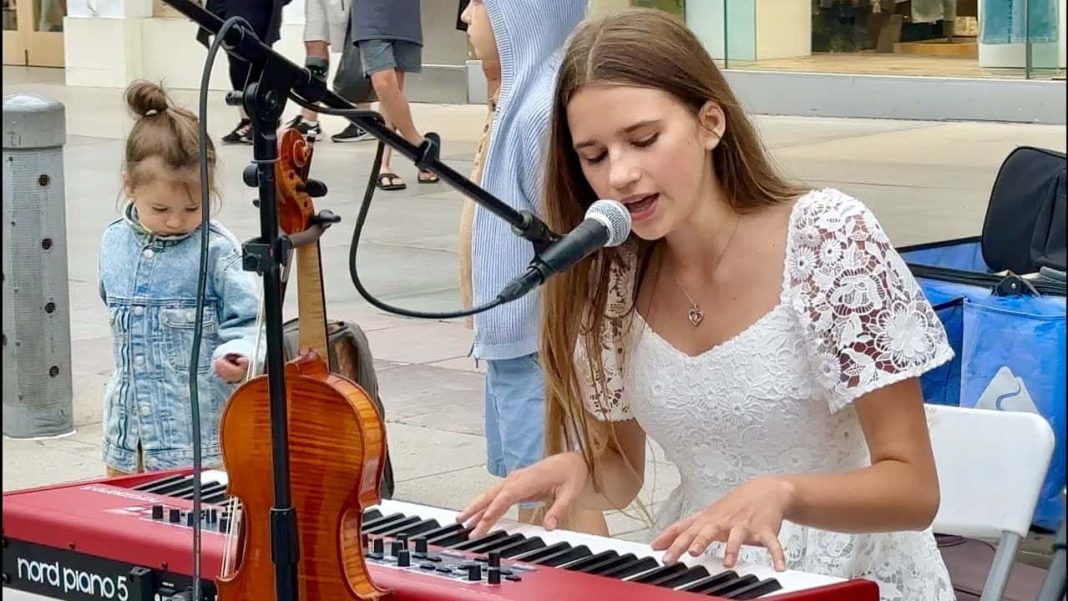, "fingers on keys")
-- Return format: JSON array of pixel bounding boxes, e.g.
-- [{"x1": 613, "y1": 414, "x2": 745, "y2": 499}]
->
[
  {"x1": 760, "y1": 530, "x2": 788, "y2": 571},
  {"x1": 649, "y1": 514, "x2": 698, "y2": 563},
  {"x1": 458, "y1": 481, "x2": 530, "y2": 539},
  {"x1": 653, "y1": 517, "x2": 786, "y2": 571}
]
